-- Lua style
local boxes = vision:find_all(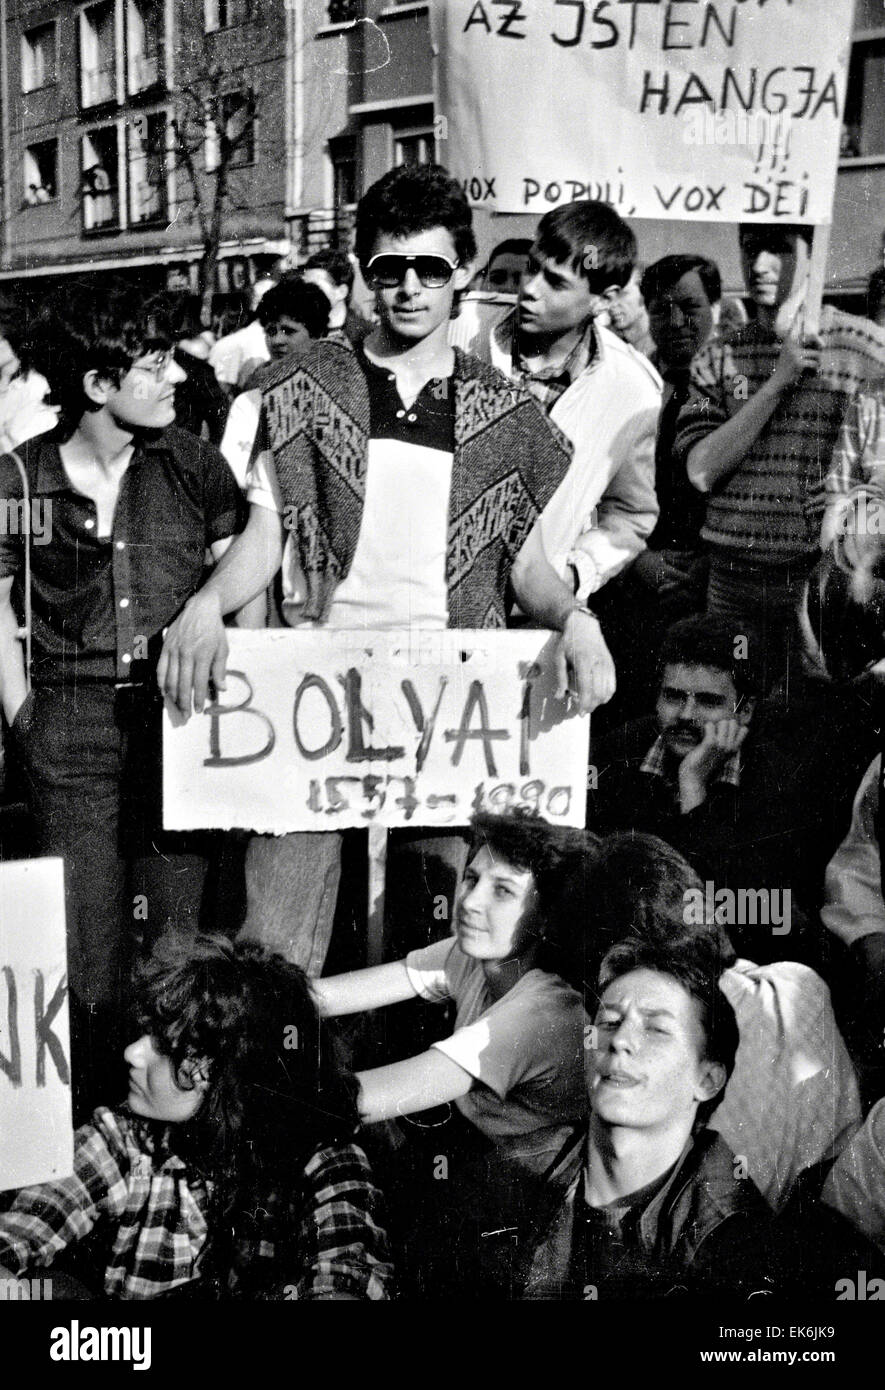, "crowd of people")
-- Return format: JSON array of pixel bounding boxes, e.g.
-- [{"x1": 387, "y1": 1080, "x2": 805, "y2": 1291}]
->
[{"x1": 1, "y1": 161, "x2": 885, "y2": 1301}]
